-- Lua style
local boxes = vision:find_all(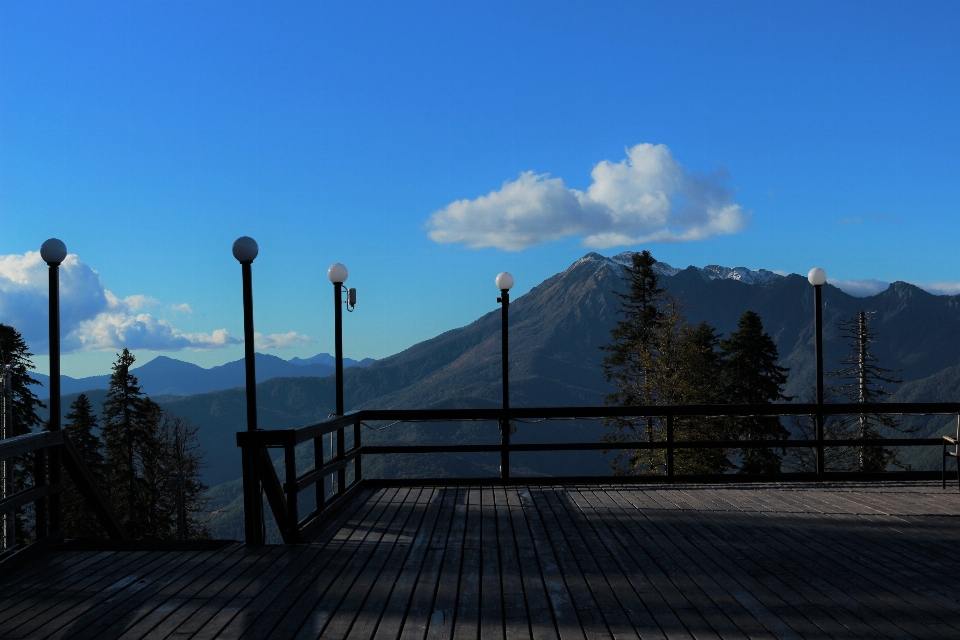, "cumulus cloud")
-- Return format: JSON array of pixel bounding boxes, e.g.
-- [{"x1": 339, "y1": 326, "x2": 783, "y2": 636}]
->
[
  {"x1": 427, "y1": 143, "x2": 748, "y2": 251},
  {"x1": 918, "y1": 281, "x2": 960, "y2": 296},
  {"x1": 254, "y1": 331, "x2": 312, "y2": 349},
  {"x1": 0, "y1": 251, "x2": 241, "y2": 354}
]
